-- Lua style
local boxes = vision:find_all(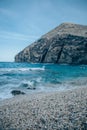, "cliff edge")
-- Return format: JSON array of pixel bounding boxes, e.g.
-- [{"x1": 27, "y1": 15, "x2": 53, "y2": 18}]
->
[{"x1": 15, "y1": 23, "x2": 87, "y2": 64}]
